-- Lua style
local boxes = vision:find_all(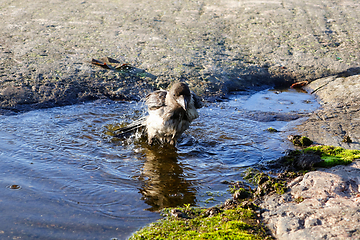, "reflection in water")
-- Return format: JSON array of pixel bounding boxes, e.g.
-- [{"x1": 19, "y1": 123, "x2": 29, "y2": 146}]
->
[{"x1": 138, "y1": 145, "x2": 196, "y2": 211}]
